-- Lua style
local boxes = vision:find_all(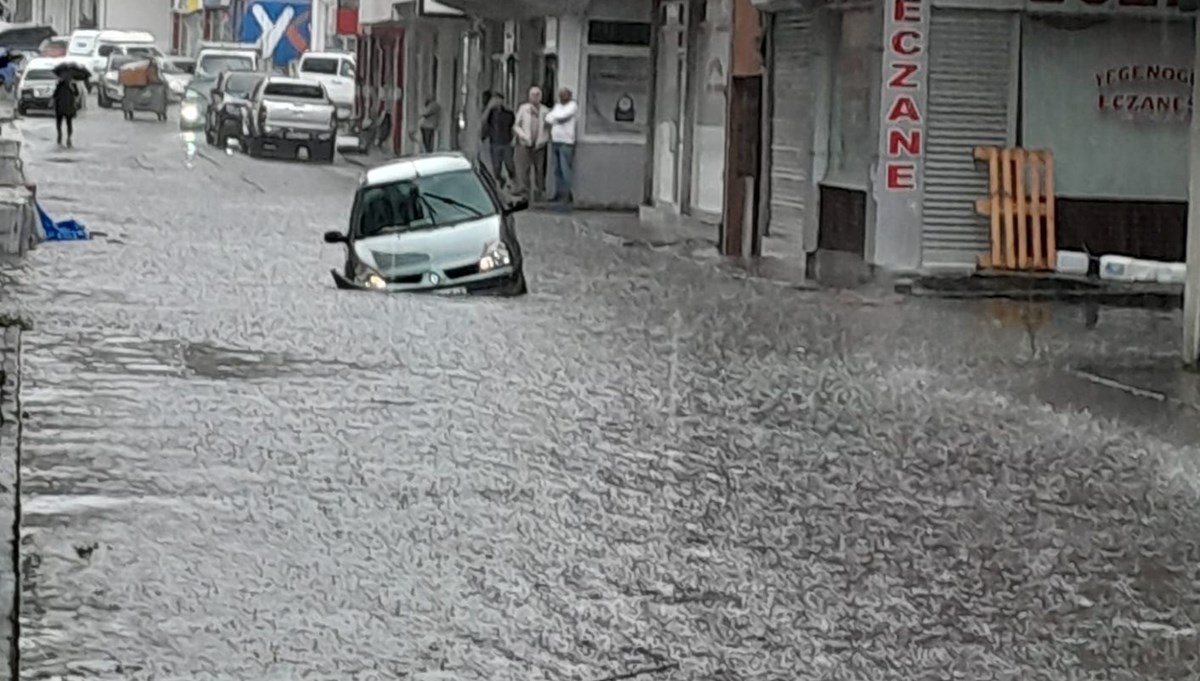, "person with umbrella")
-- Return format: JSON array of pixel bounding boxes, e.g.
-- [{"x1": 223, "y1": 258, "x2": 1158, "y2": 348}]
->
[{"x1": 51, "y1": 63, "x2": 88, "y2": 147}]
